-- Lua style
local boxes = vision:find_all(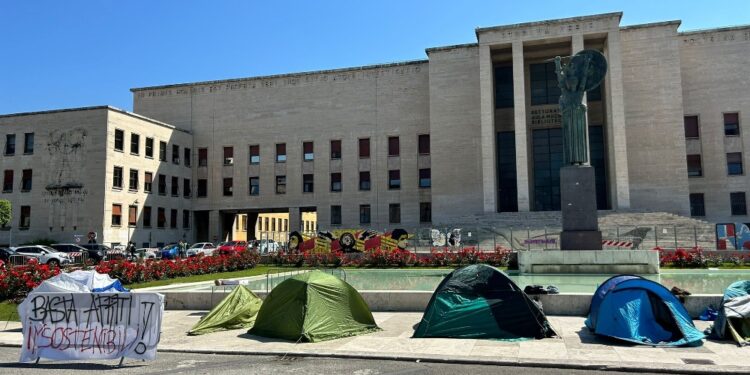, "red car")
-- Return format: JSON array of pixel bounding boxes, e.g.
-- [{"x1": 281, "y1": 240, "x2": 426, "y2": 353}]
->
[{"x1": 216, "y1": 241, "x2": 248, "y2": 255}]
